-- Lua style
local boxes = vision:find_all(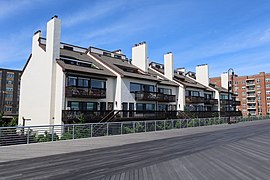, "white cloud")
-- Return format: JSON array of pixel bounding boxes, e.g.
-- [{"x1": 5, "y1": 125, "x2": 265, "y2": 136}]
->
[{"x1": 62, "y1": 0, "x2": 127, "y2": 27}]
